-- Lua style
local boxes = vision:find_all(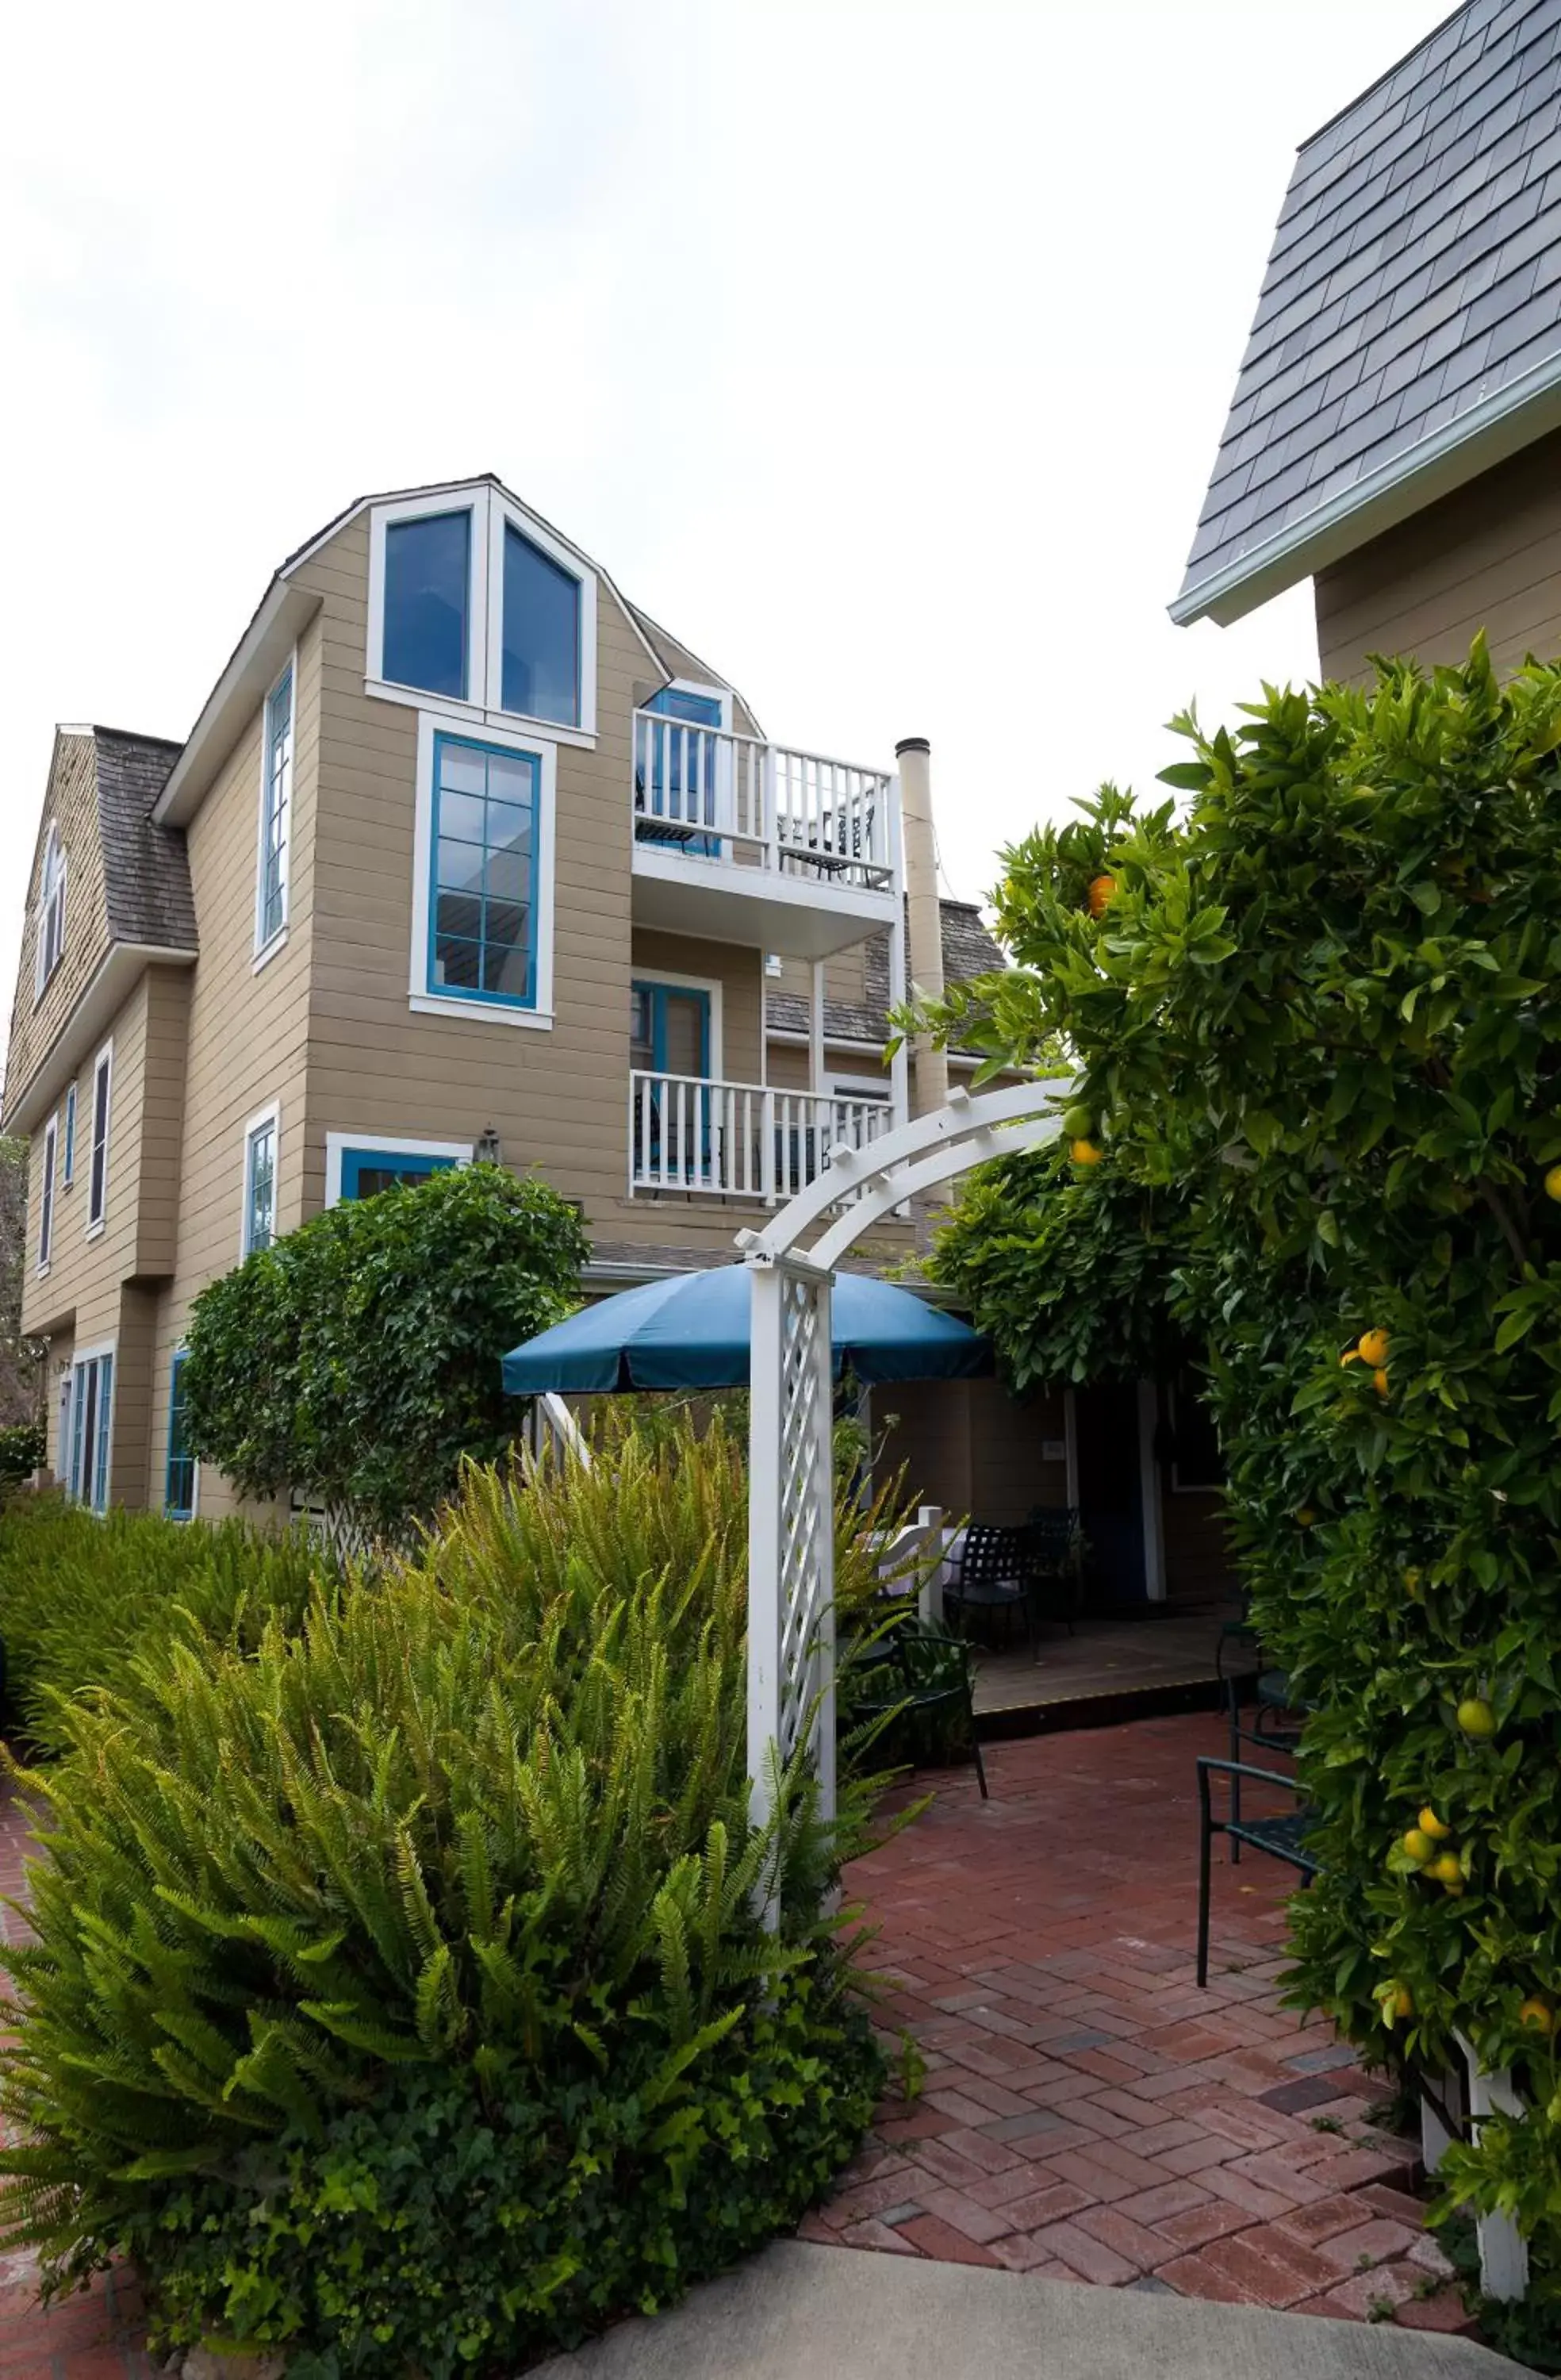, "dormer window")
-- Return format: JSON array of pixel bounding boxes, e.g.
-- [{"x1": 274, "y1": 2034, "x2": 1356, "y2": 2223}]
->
[
  {"x1": 34, "y1": 825, "x2": 65, "y2": 1000},
  {"x1": 367, "y1": 487, "x2": 596, "y2": 739}
]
